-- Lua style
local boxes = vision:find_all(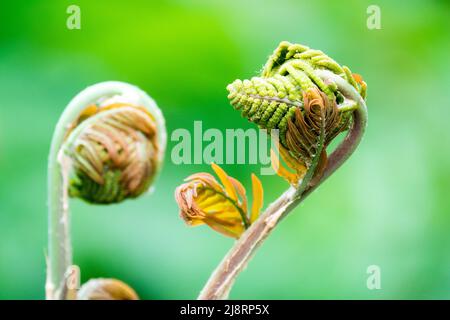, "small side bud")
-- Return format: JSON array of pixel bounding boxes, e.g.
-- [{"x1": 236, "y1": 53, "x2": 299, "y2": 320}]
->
[{"x1": 77, "y1": 278, "x2": 139, "y2": 300}]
